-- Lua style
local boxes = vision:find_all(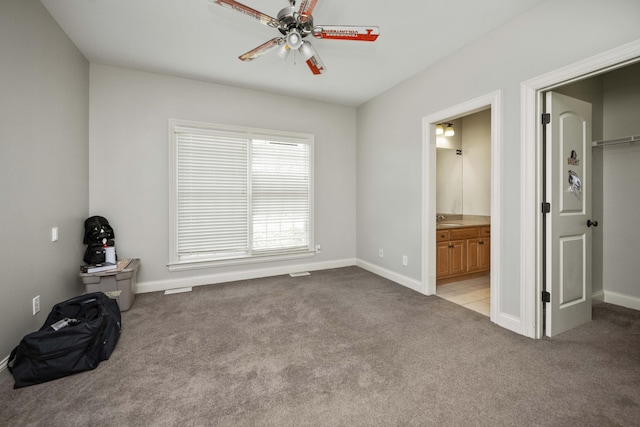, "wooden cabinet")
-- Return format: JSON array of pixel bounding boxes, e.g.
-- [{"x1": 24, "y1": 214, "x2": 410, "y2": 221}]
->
[
  {"x1": 437, "y1": 238, "x2": 466, "y2": 278},
  {"x1": 467, "y1": 238, "x2": 490, "y2": 272},
  {"x1": 436, "y1": 225, "x2": 490, "y2": 283}
]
